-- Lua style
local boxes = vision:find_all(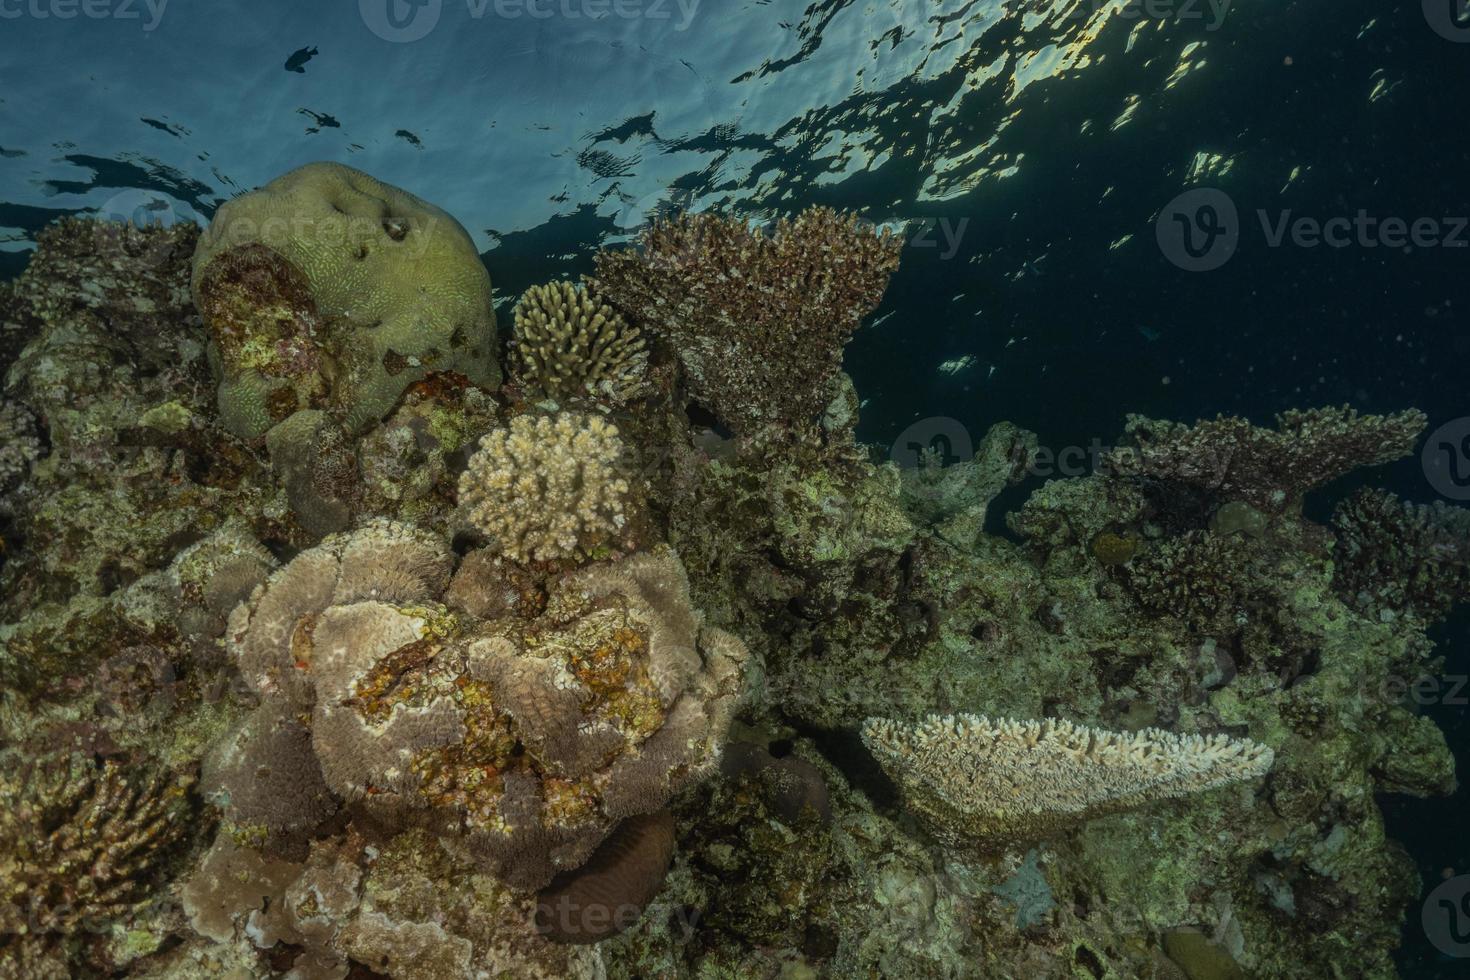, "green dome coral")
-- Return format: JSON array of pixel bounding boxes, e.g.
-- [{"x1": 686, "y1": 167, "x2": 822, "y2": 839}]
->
[{"x1": 191, "y1": 162, "x2": 501, "y2": 438}]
